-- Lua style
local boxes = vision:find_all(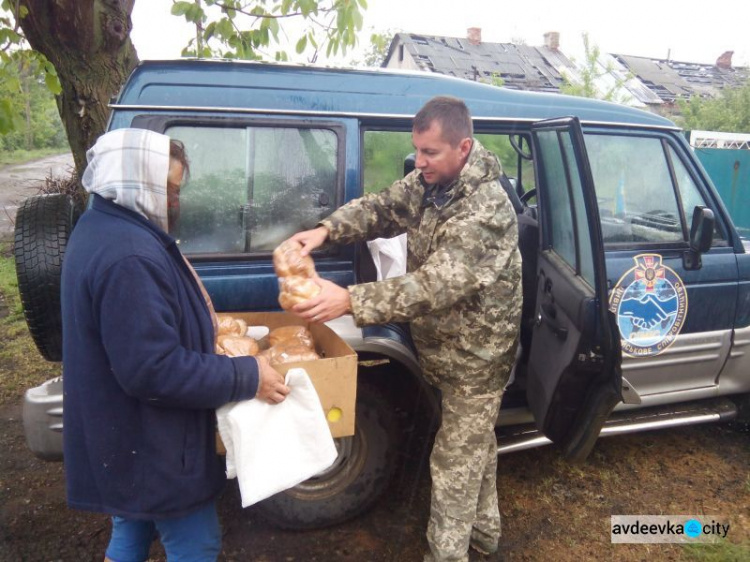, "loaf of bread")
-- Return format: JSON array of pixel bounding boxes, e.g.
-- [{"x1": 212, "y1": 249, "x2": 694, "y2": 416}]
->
[
  {"x1": 273, "y1": 239, "x2": 316, "y2": 278},
  {"x1": 273, "y1": 239, "x2": 321, "y2": 310},
  {"x1": 216, "y1": 334, "x2": 260, "y2": 357},
  {"x1": 277, "y1": 276, "x2": 321, "y2": 310},
  {"x1": 268, "y1": 325, "x2": 314, "y2": 348},
  {"x1": 217, "y1": 314, "x2": 248, "y2": 336},
  {"x1": 266, "y1": 342, "x2": 320, "y2": 365}
]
